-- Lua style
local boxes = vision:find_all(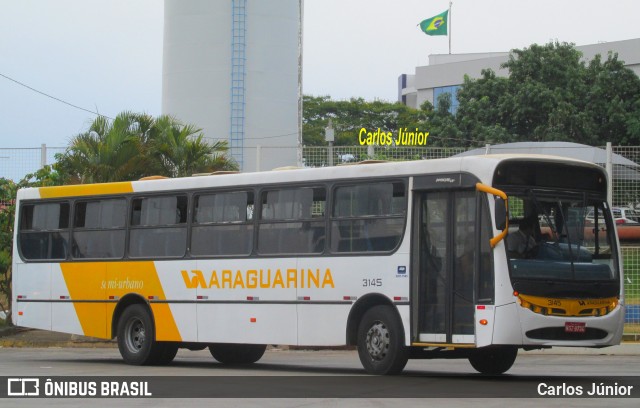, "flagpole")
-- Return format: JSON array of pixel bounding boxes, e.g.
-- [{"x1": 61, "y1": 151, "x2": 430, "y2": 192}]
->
[{"x1": 448, "y1": 1, "x2": 452, "y2": 54}]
